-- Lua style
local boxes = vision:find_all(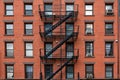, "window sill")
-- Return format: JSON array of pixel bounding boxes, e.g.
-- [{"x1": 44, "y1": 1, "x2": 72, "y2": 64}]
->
[
  {"x1": 85, "y1": 56, "x2": 95, "y2": 58},
  {"x1": 23, "y1": 15, "x2": 34, "y2": 17},
  {"x1": 104, "y1": 56, "x2": 114, "y2": 58},
  {"x1": 5, "y1": 56, "x2": 14, "y2": 58},
  {"x1": 105, "y1": 34, "x2": 114, "y2": 36},
  {"x1": 85, "y1": 34, "x2": 95, "y2": 36},
  {"x1": 23, "y1": 34, "x2": 34, "y2": 36},
  {"x1": 104, "y1": 14, "x2": 114, "y2": 16},
  {"x1": 84, "y1": 15, "x2": 95, "y2": 17},
  {"x1": 4, "y1": 34, "x2": 14, "y2": 36},
  {"x1": 24, "y1": 56, "x2": 34, "y2": 58},
  {"x1": 4, "y1": 15, "x2": 14, "y2": 17}
]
